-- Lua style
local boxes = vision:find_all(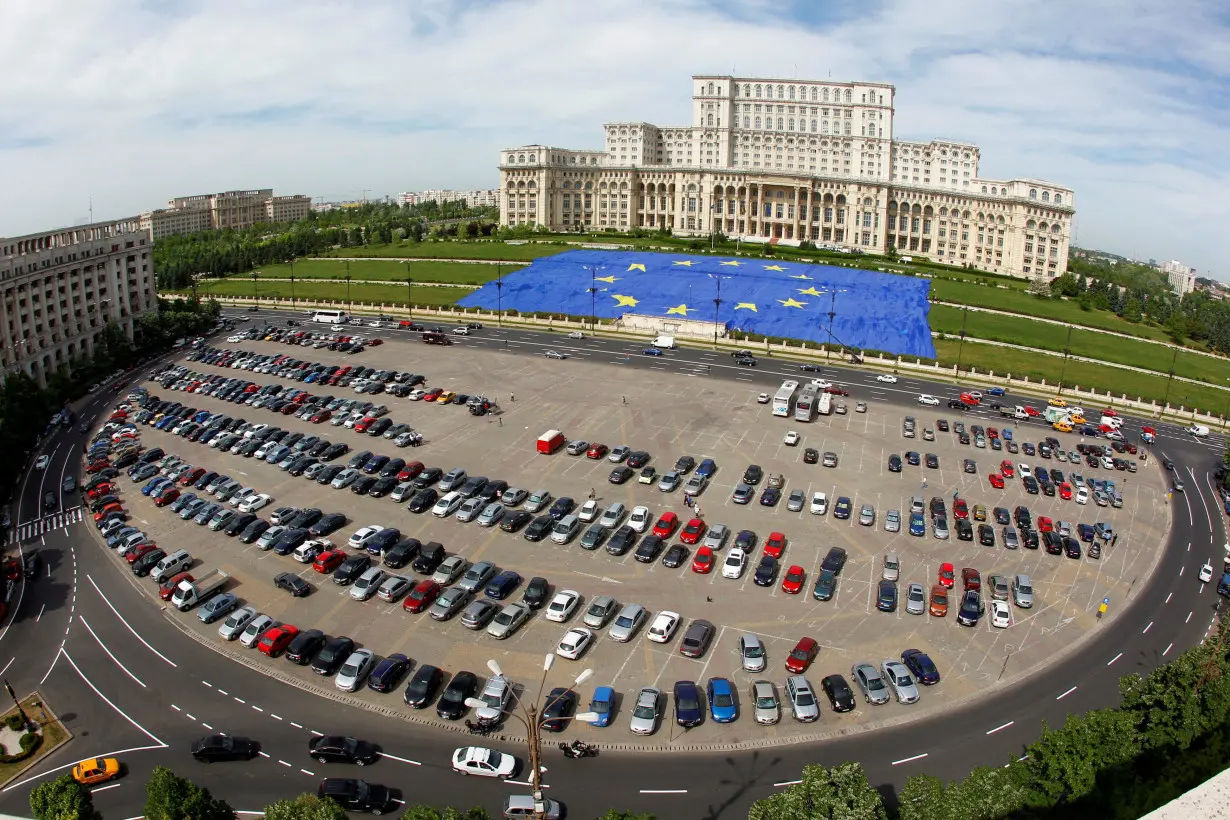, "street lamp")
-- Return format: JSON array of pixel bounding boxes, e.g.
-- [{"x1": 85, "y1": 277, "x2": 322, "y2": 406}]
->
[
  {"x1": 289, "y1": 259, "x2": 296, "y2": 310},
  {"x1": 955, "y1": 306, "x2": 969, "y2": 374},
  {"x1": 1056, "y1": 324, "x2": 1075, "y2": 394},
  {"x1": 465, "y1": 656, "x2": 598, "y2": 820},
  {"x1": 582, "y1": 264, "x2": 604, "y2": 332},
  {"x1": 345, "y1": 261, "x2": 353, "y2": 314},
  {"x1": 405, "y1": 265, "x2": 413, "y2": 322},
  {"x1": 495, "y1": 262, "x2": 504, "y2": 327},
  {"x1": 1161, "y1": 347, "x2": 1180, "y2": 410},
  {"x1": 251, "y1": 272, "x2": 259, "y2": 304},
  {"x1": 708, "y1": 273, "x2": 730, "y2": 349}
]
